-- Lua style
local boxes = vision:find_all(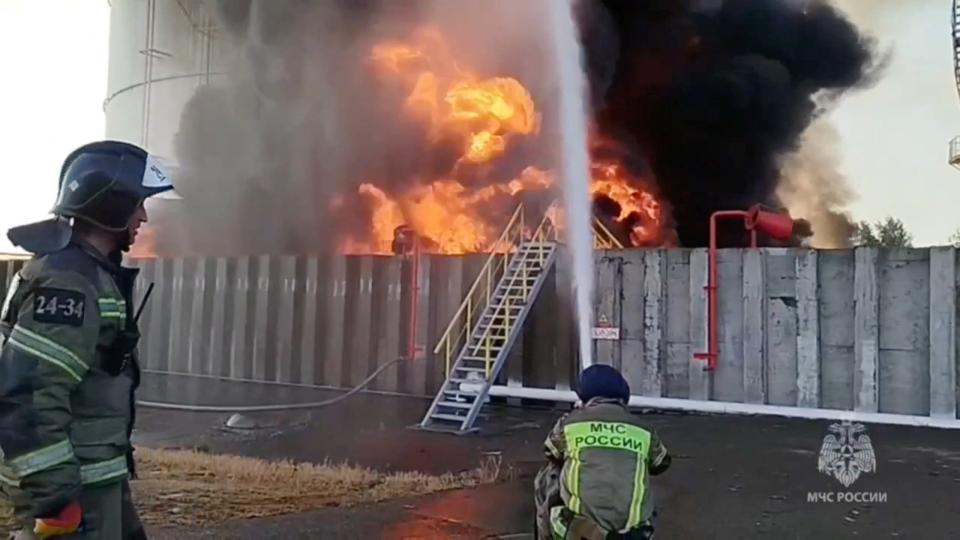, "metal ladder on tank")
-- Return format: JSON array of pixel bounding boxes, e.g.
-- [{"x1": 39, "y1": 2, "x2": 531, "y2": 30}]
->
[
  {"x1": 419, "y1": 203, "x2": 560, "y2": 433},
  {"x1": 418, "y1": 204, "x2": 625, "y2": 434}
]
